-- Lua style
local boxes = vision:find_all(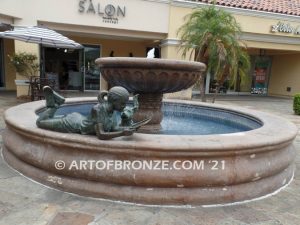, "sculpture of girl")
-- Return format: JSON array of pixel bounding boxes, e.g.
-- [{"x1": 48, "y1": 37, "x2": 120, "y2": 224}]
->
[{"x1": 36, "y1": 86, "x2": 148, "y2": 140}]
